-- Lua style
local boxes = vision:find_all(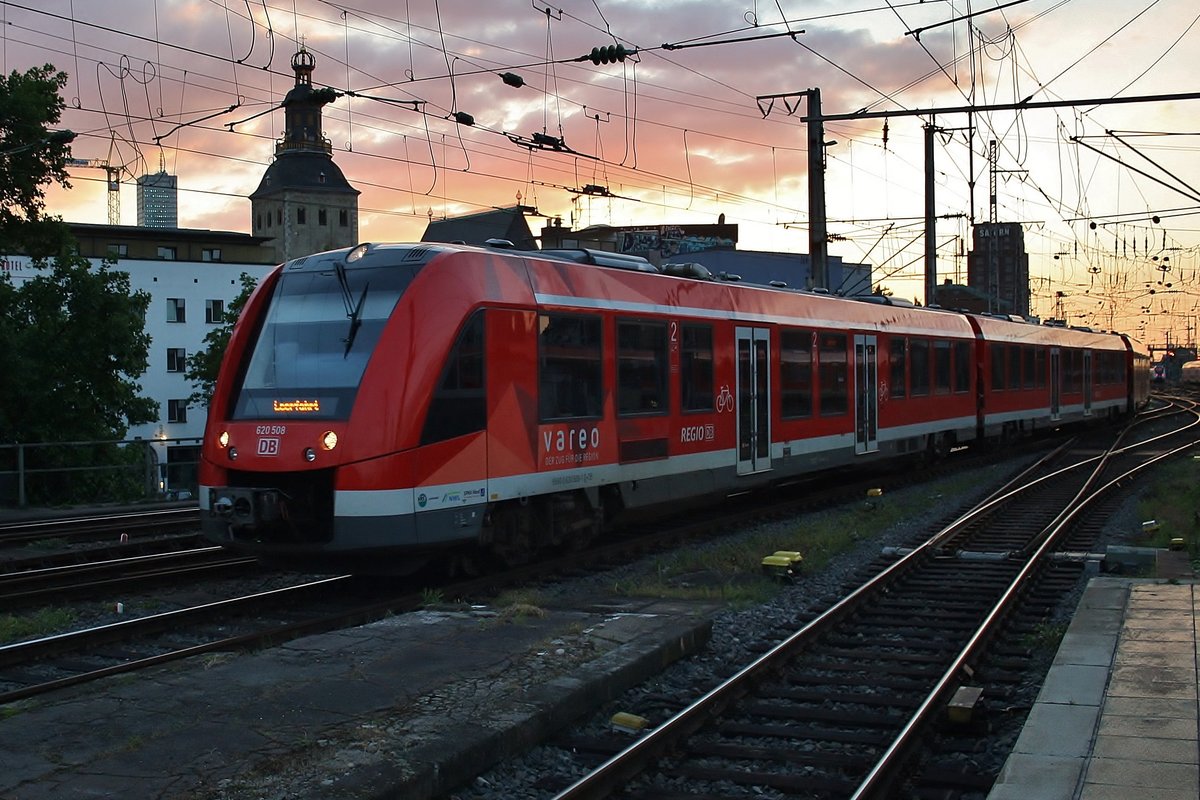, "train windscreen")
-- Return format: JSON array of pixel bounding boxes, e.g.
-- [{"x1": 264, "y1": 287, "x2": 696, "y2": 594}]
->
[{"x1": 230, "y1": 262, "x2": 413, "y2": 420}]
